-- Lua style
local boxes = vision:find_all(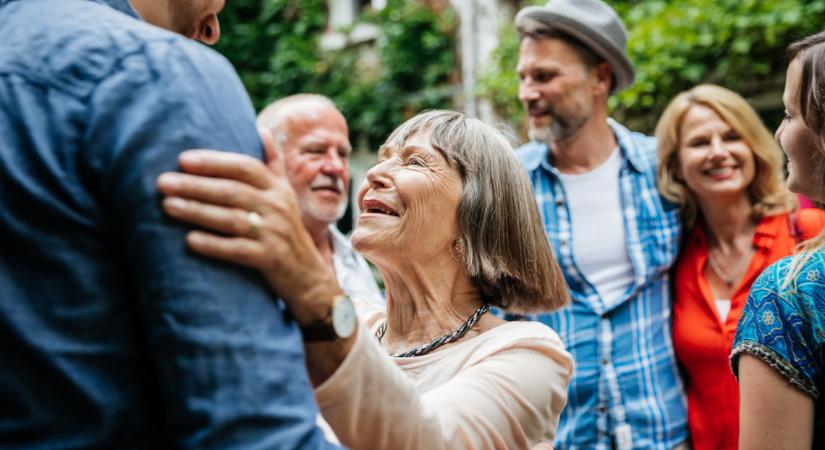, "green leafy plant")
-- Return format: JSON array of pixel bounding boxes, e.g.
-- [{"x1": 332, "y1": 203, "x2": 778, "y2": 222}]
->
[
  {"x1": 215, "y1": 0, "x2": 458, "y2": 151},
  {"x1": 214, "y1": 0, "x2": 328, "y2": 107},
  {"x1": 479, "y1": 0, "x2": 825, "y2": 135}
]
